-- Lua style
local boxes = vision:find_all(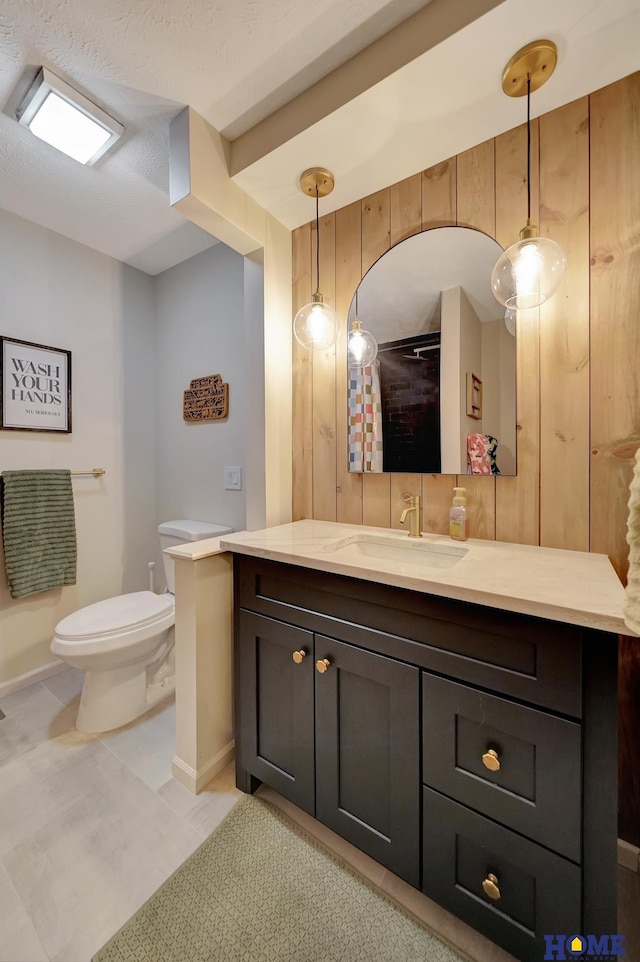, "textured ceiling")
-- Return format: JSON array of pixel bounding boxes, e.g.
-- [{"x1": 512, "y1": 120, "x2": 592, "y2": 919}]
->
[
  {"x1": 0, "y1": 0, "x2": 639, "y2": 274},
  {"x1": 0, "y1": 0, "x2": 431, "y2": 273}
]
